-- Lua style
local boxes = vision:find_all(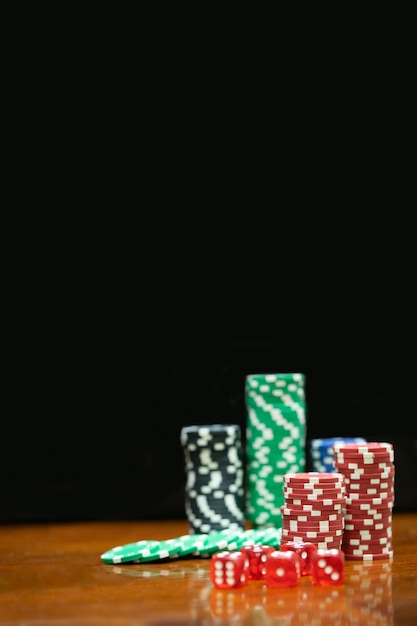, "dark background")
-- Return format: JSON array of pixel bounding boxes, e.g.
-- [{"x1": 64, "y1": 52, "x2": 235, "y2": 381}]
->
[{"x1": 2, "y1": 328, "x2": 417, "y2": 523}]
